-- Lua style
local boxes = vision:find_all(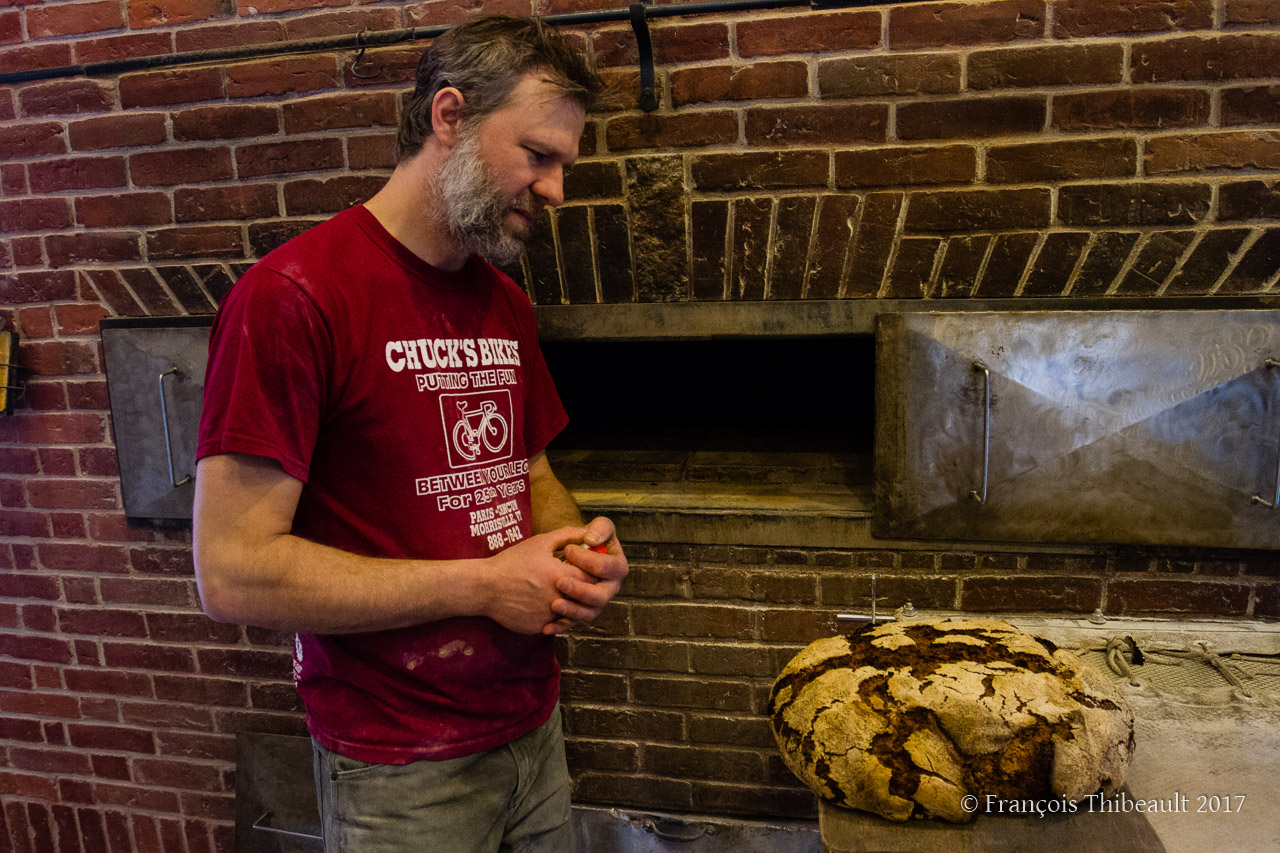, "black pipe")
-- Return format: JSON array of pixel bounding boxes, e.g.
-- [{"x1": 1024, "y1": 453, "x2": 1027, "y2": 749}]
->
[{"x1": 0, "y1": 0, "x2": 907, "y2": 86}]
